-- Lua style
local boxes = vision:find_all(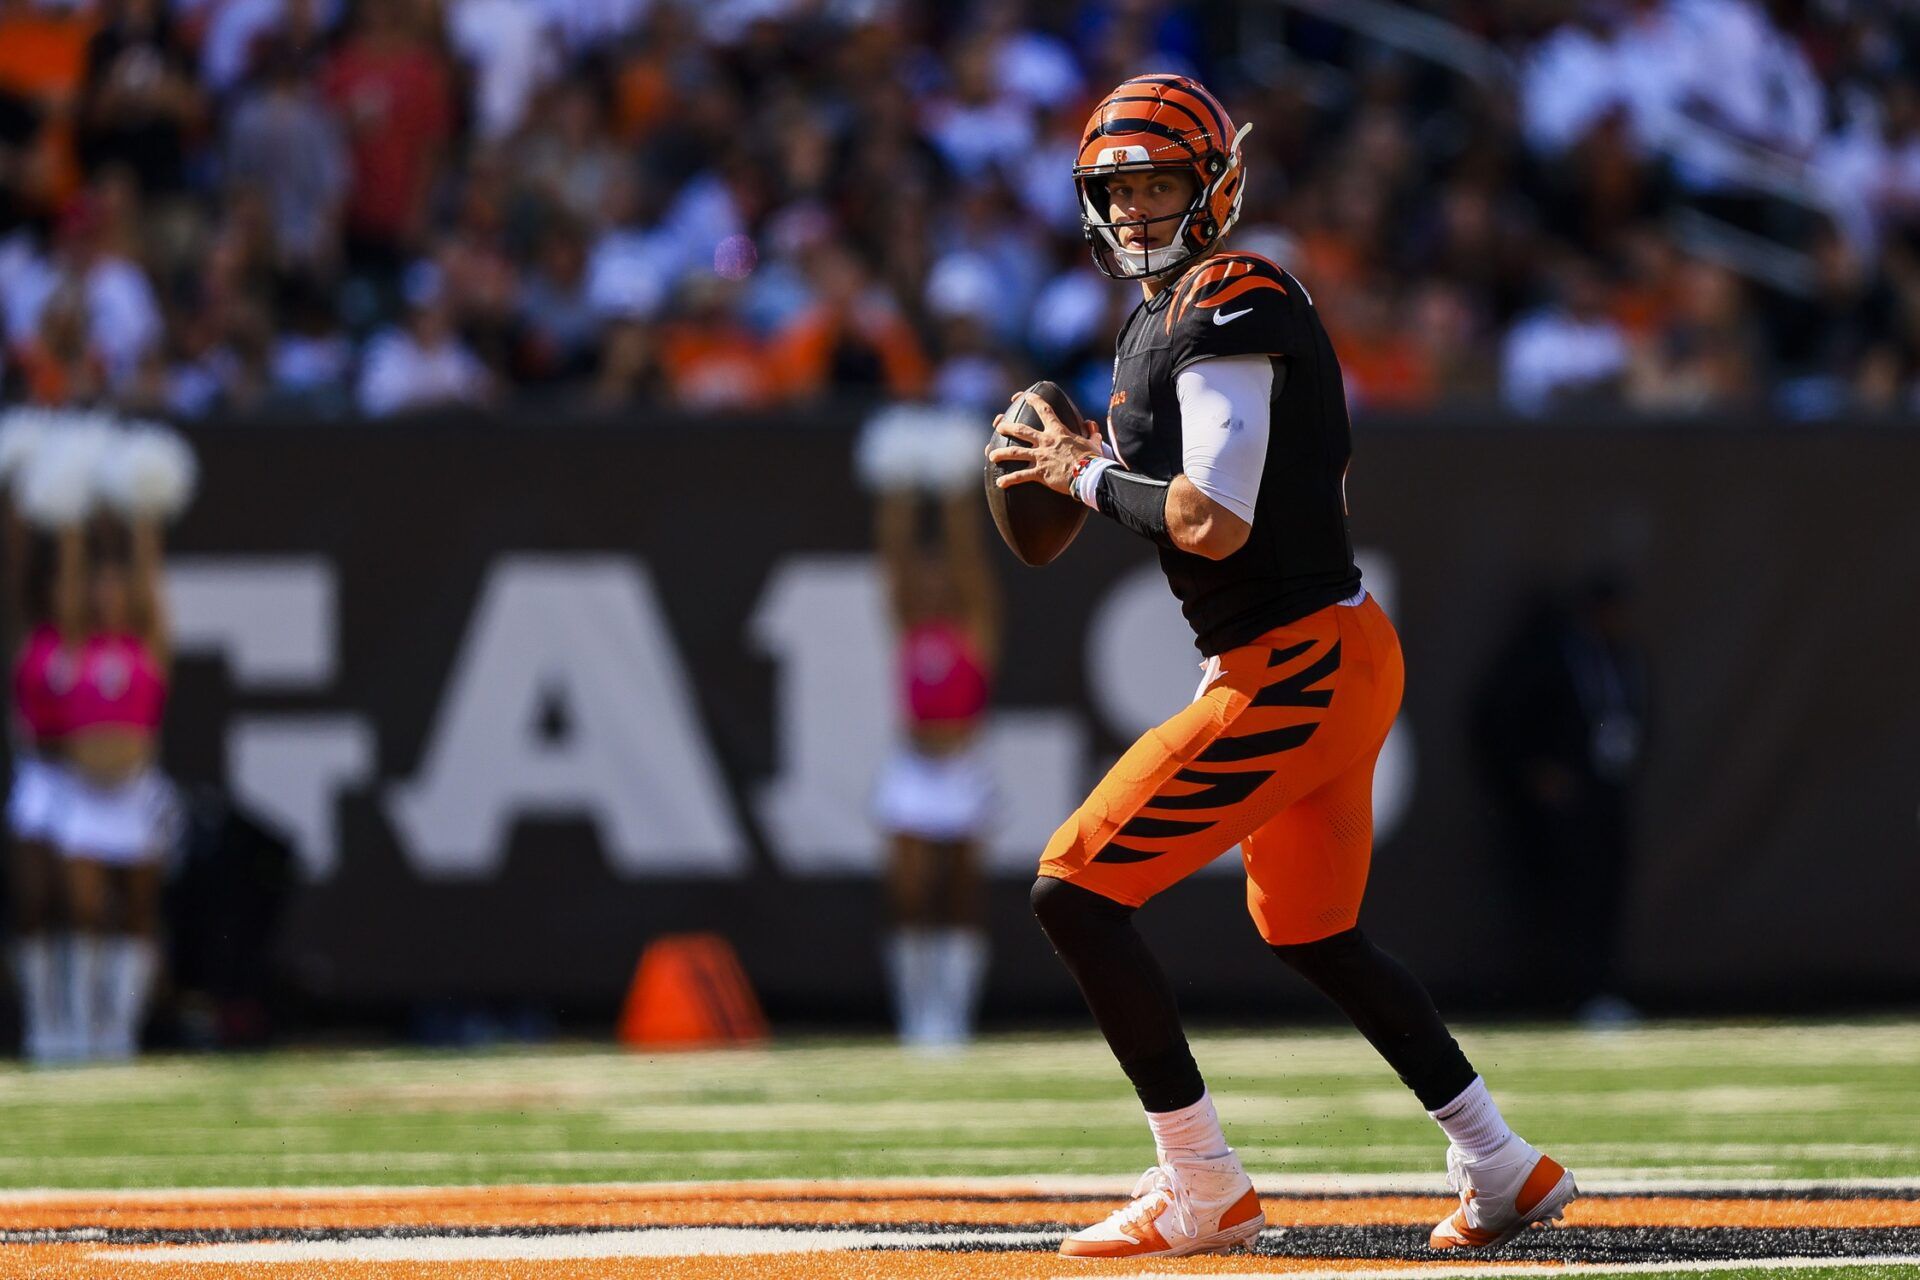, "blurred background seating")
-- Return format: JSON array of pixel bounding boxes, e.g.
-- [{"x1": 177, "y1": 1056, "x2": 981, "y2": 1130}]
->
[{"x1": 0, "y1": 0, "x2": 1916, "y2": 423}]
